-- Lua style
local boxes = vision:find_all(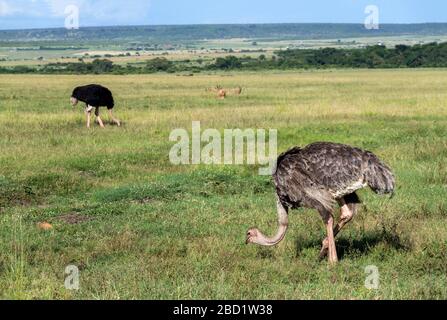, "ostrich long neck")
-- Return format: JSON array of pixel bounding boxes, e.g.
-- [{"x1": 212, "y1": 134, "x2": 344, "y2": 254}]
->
[
  {"x1": 256, "y1": 225, "x2": 288, "y2": 246},
  {"x1": 257, "y1": 199, "x2": 289, "y2": 246}
]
